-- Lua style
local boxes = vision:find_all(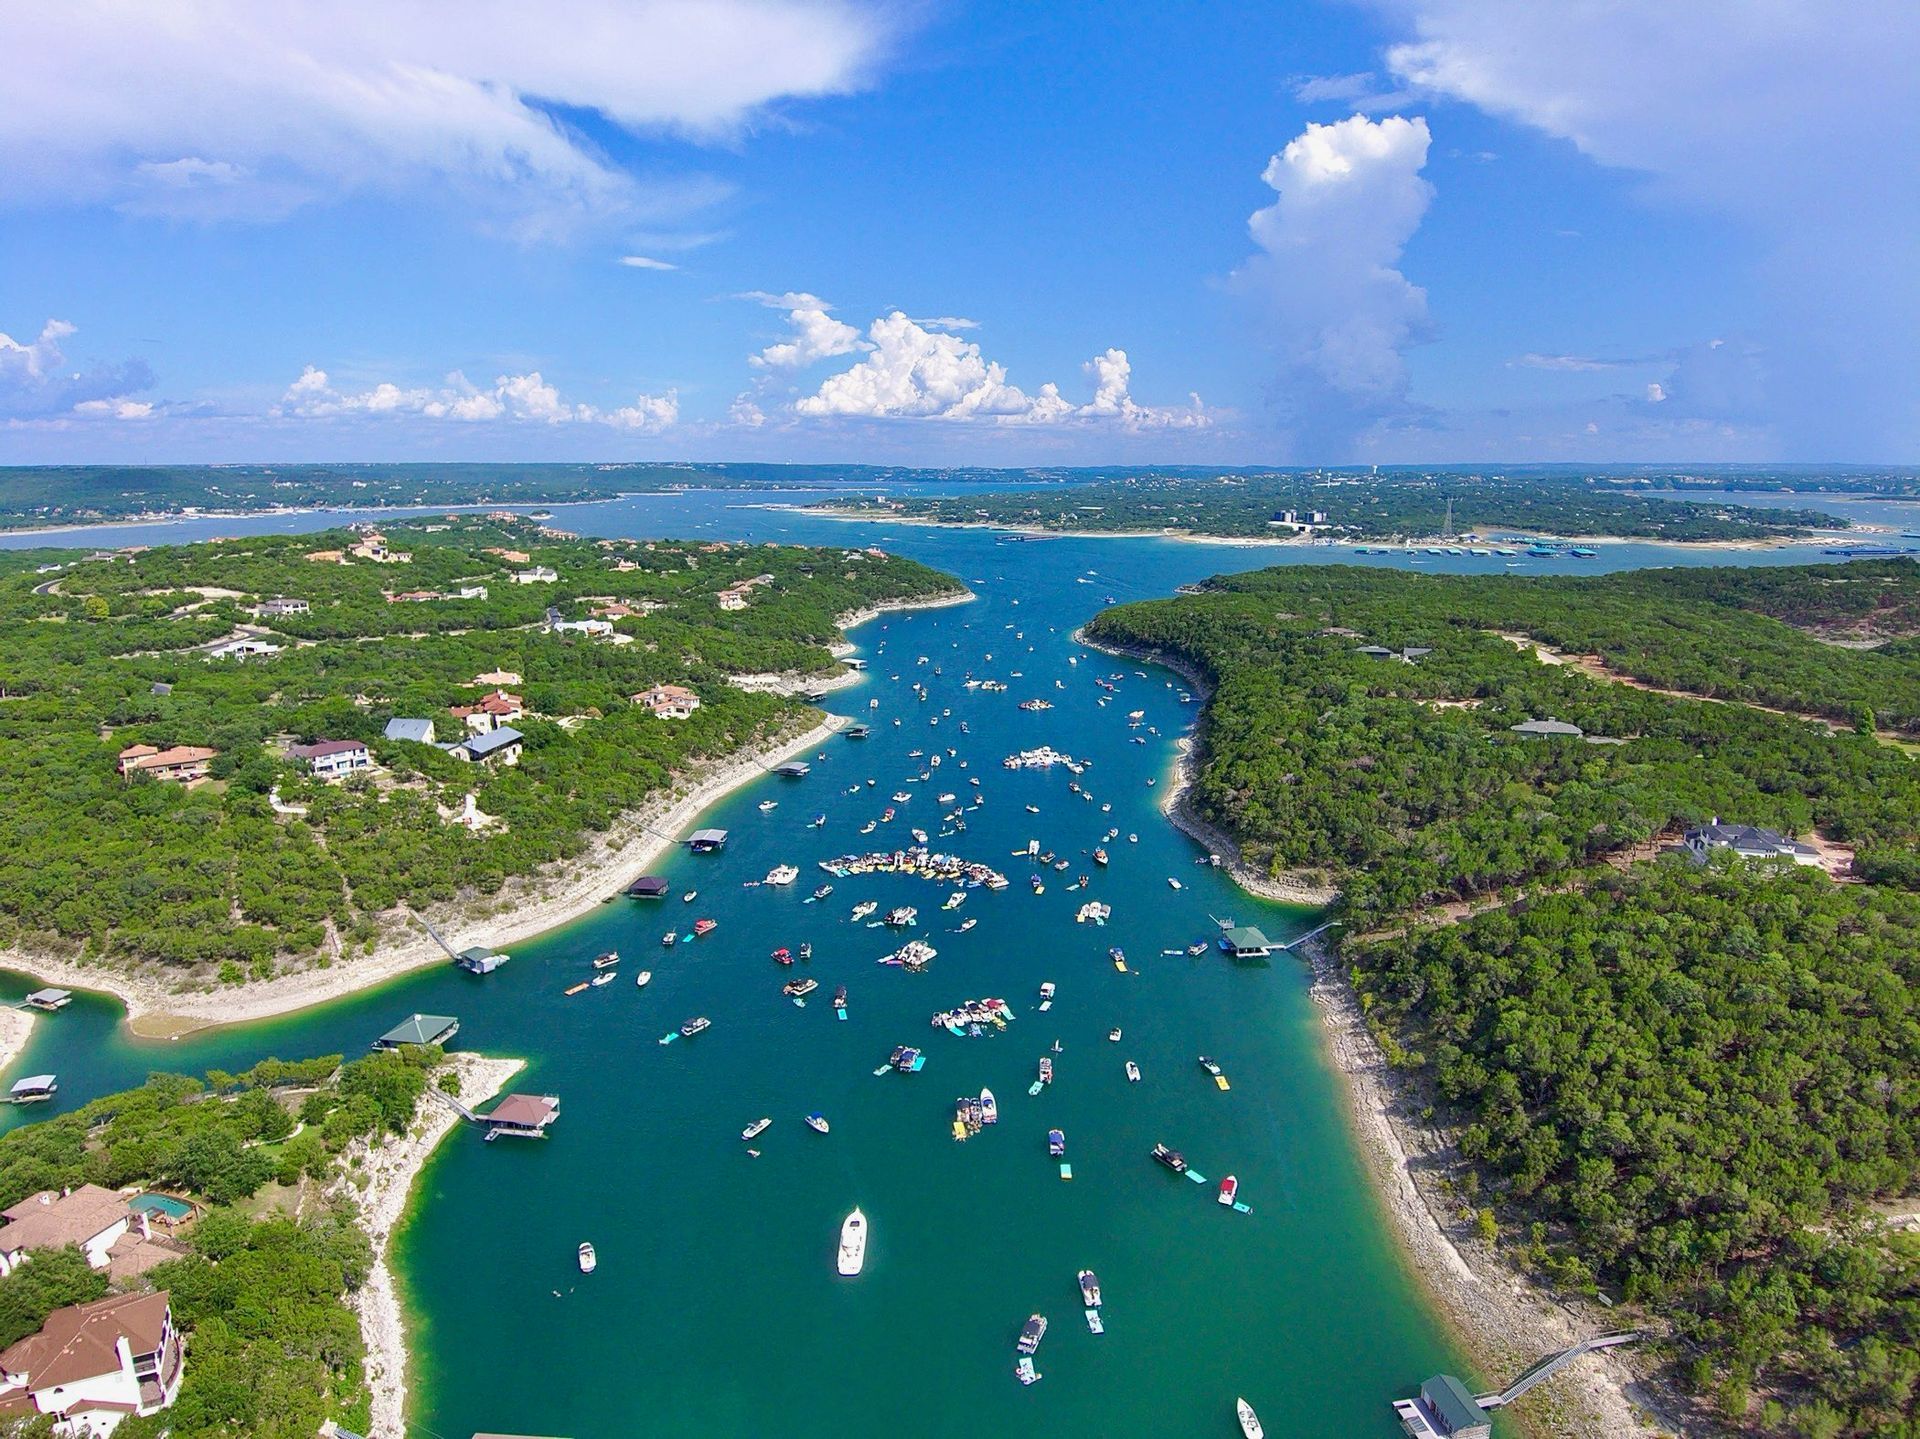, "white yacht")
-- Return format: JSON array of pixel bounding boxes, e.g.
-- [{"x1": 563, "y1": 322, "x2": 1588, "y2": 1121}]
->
[{"x1": 838, "y1": 1208, "x2": 868, "y2": 1276}]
